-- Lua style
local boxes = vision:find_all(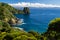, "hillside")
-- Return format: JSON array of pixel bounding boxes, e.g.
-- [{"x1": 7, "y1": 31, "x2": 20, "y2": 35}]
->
[
  {"x1": 0, "y1": 2, "x2": 26, "y2": 24},
  {"x1": 0, "y1": 20, "x2": 39, "y2": 40},
  {"x1": 0, "y1": 2, "x2": 39, "y2": 40},
  {"x1": 0, "y1": 2, "x2": 24, "y2": 14}
]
